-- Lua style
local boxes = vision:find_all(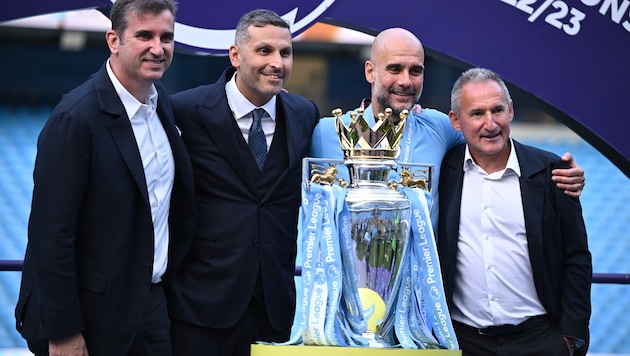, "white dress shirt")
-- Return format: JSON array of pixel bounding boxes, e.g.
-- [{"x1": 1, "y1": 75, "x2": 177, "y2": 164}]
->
[
  {"x1": 106, "y1": 60, "x2": 175, "y2": 283},
  {"x1": 451, "y1": 138, "x2": 546, "y2": 328},
  {"x1": 225, "y1": 71, "x2": 277, "y2": 149}
]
